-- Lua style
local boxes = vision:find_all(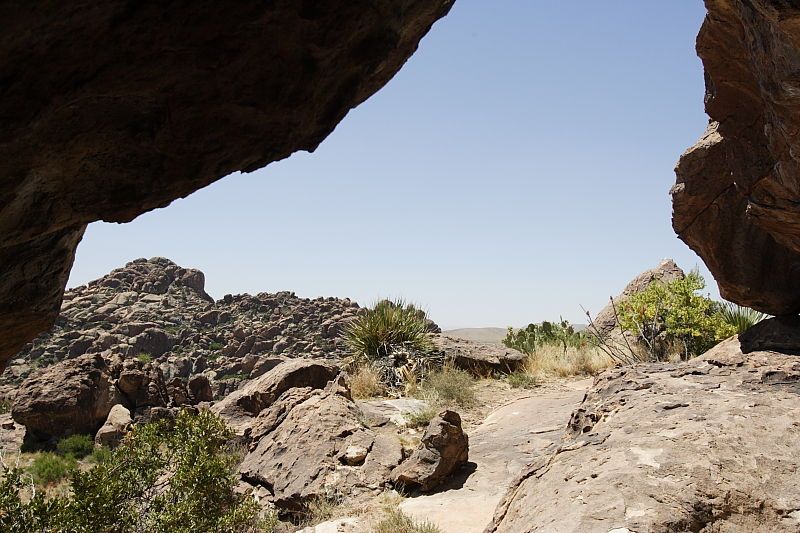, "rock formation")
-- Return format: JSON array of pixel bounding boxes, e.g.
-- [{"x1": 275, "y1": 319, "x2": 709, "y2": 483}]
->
[
  {"x1": 673, "y1": 1, "x2": 800, "y2": 316},
  {"x1": 0, "y1": 258, "x2": 365, "y2": 400},
  {"x1": 486, "y1": 317, "x2": 800, "y2": 532},
  {"x1": 390, "y1": 410, "x2": 469, "y2": 492},
  {"x1": 0, "y1": 1, "x2": 454, "y2": 369}
]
